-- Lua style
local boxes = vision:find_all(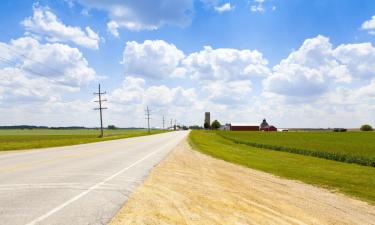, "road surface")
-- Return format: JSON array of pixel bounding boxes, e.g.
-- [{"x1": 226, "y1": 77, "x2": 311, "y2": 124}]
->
[{"x1": 0, "y1": 131, "x2": 188, "y2": 225}]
